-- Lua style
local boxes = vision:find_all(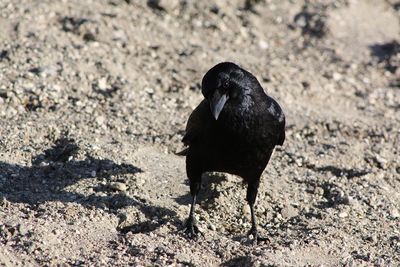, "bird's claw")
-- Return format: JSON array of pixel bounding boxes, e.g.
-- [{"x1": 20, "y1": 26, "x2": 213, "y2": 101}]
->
[
  {"x1": 247, "y1": 227, "x2": 268, "y2": 244},
  {"x1": 247, "y1": 227, "x2": 258, "y2": 243},
  {"x1": 182, "y1": 218, "x2": 202, "y2": 239}
]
